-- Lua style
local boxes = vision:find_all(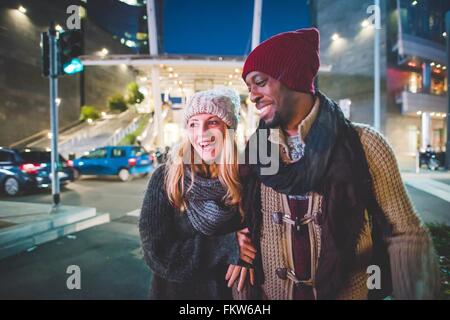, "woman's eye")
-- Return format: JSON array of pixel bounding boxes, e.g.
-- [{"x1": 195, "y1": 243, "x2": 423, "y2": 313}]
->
[
  {"x1": 209, "y1": 120, "x2": 219, "y2": 125},
  {"x1": 189, "y1": 123, "x2": 197, "y2": 128}
]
